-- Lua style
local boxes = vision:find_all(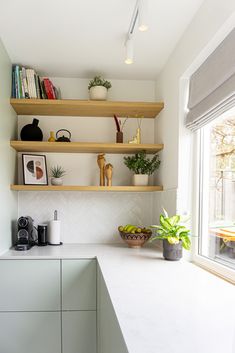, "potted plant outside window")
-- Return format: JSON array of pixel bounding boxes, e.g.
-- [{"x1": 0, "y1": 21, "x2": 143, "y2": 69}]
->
[
  {"x1": 150, "y1": 209, "x2": 191, "y2": 261},
  {"x1": 88, "y1": 75, "x2": 112, "y2": 100},
  {"x1": 50, "y1": 165, "x2": 66, "y2": 186},
  {"x1": 124, "y1": 151, "x2": 160, "y2": 186}
]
